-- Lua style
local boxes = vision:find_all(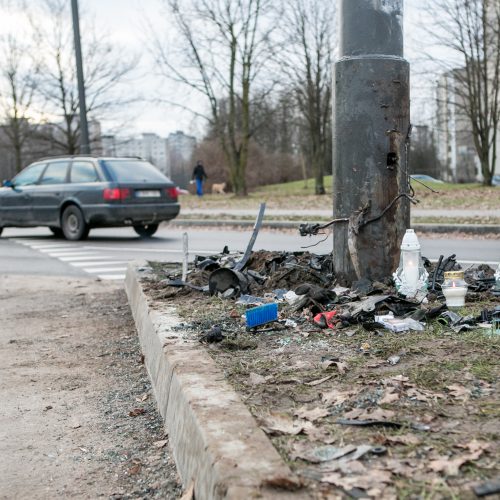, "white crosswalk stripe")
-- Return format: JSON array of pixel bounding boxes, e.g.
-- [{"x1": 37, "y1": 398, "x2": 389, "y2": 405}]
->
[{"x1": 11, "y1": 238, "x2": 128, "y2": 281}]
